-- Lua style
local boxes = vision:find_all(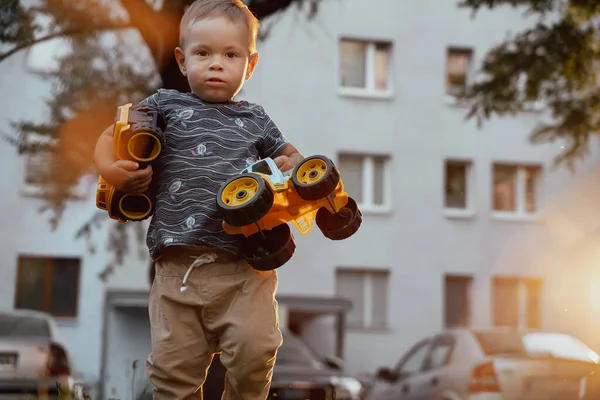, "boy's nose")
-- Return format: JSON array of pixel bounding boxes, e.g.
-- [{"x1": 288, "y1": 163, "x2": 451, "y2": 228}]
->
[{"x1": 209, "y1": 59, "x2": 224, "y2": 71}]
